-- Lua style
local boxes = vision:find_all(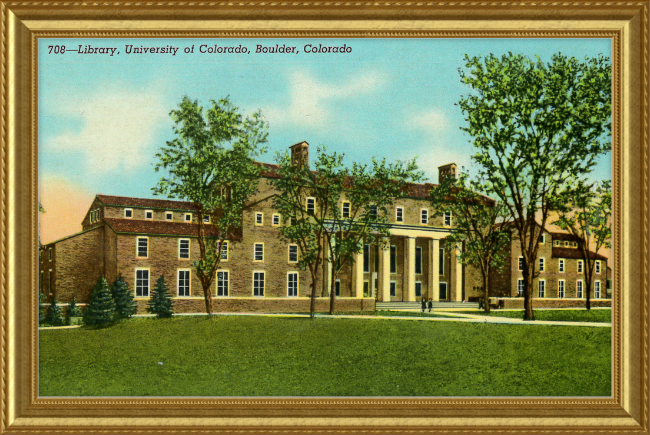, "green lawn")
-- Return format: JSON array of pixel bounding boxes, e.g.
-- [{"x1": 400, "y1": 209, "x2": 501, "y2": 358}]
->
[
  {"x1": 451, "y1": 309, "x2": 612, "y2": 323},
  {"x1": 40, "y1": 315, "x2": 611, "y2": 397}
]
